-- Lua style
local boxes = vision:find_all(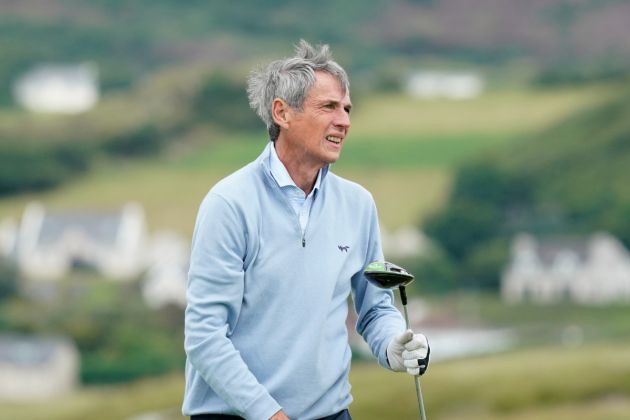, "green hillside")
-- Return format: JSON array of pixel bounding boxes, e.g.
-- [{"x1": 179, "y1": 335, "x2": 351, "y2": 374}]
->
[
  {"x1": 501, "y1": 87, "x2": 630, "y2": 234},
  {"x1": 425, "y1": 79, "x2": 630, "y2": 289},
  {"x1": 0, "y1": 85, "x2": 613, "y2": 233},
  {"x1": 2, "y1": 0, "x2": 627, "y2": 197},
  {"x1": 2, "y1": 0, "x2": 630, "y2": 106}
]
